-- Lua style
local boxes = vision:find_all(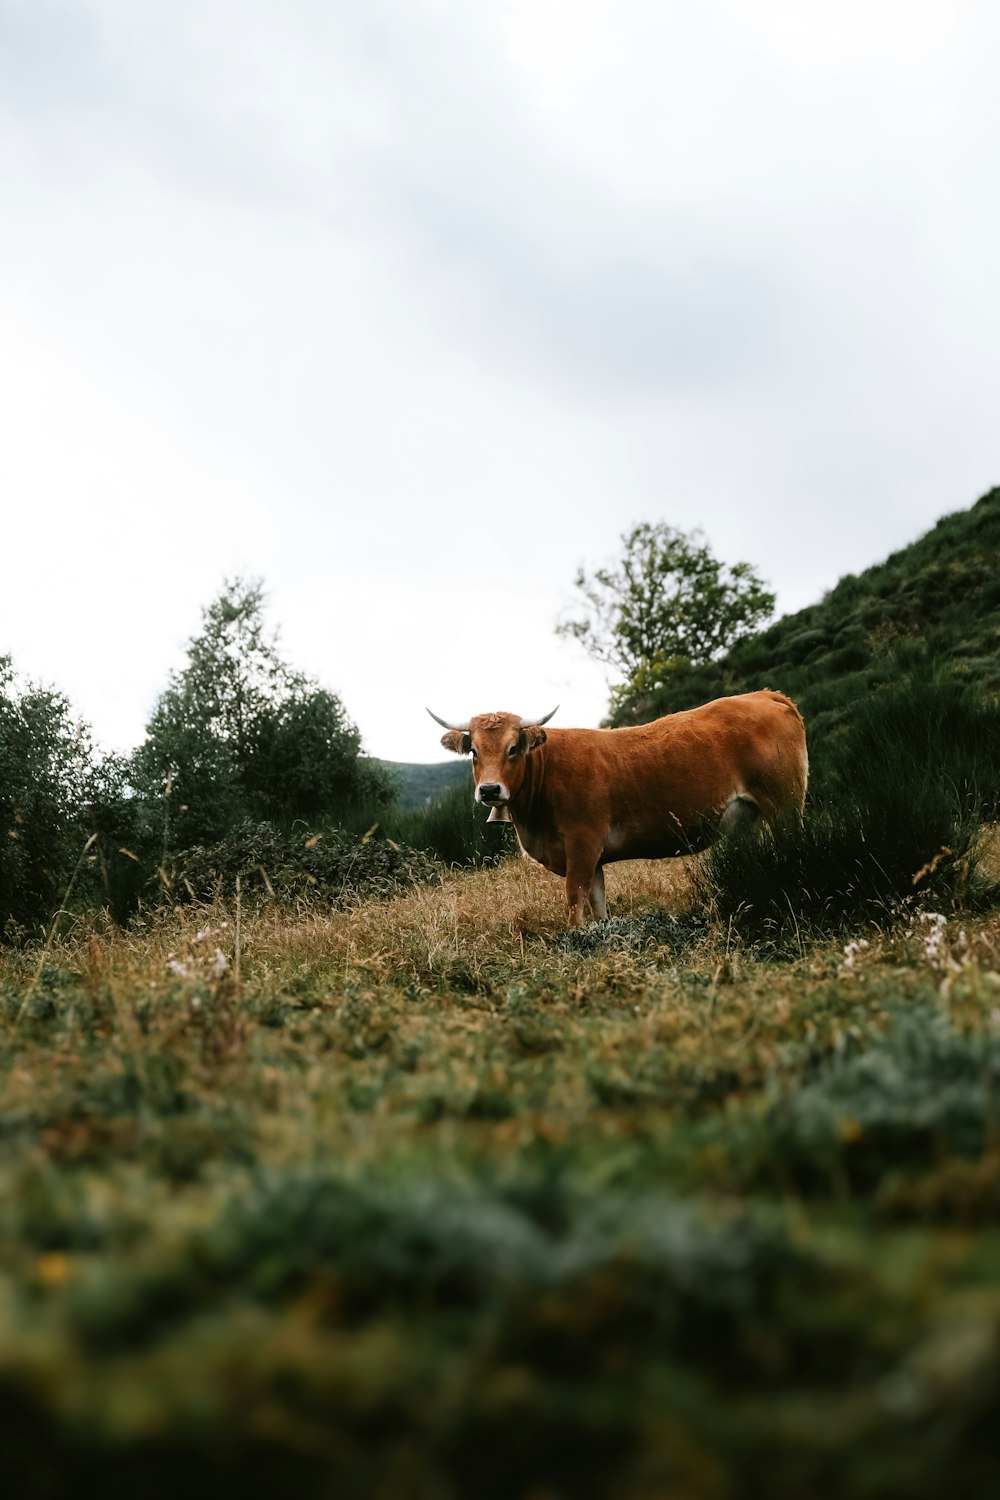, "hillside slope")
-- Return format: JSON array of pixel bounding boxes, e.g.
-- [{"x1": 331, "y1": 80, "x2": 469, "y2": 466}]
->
[
  {"x1": 379, "y1": 758, "x2": 469, "y2": 808},
  {"x1": 612, "y1": 486, "x2": 1000, "y2": 744}
]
